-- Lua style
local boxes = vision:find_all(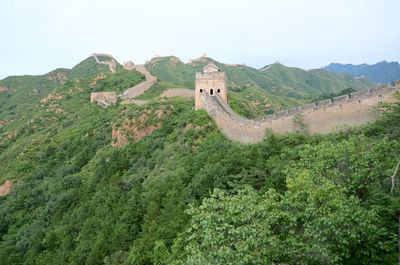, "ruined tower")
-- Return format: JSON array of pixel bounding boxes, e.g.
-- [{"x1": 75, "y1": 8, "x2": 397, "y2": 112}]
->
[{"x1": 195, "y1": 63, "x2": 227, "y2": 110}]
